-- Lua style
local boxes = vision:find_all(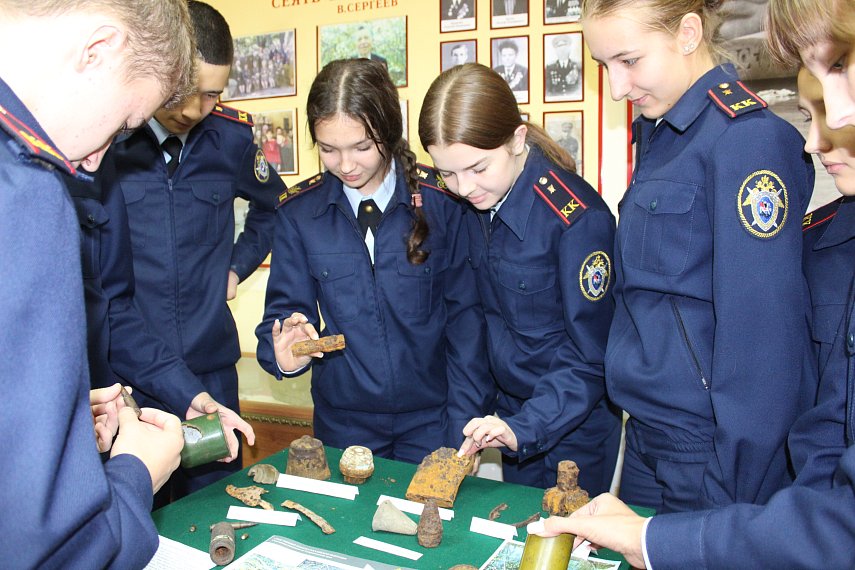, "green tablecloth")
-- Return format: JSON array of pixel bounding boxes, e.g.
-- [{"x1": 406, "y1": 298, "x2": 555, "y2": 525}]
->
[{"x1": 153, "y1": 447, "x2": 653, "y2": 569}]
